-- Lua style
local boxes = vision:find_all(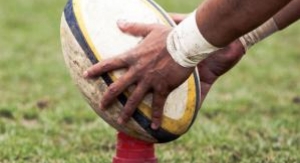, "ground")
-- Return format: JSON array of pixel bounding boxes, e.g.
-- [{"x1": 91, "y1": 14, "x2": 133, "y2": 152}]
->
[{"x1": 0, "y1": 0, "x2": 299, "y2": 162}]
